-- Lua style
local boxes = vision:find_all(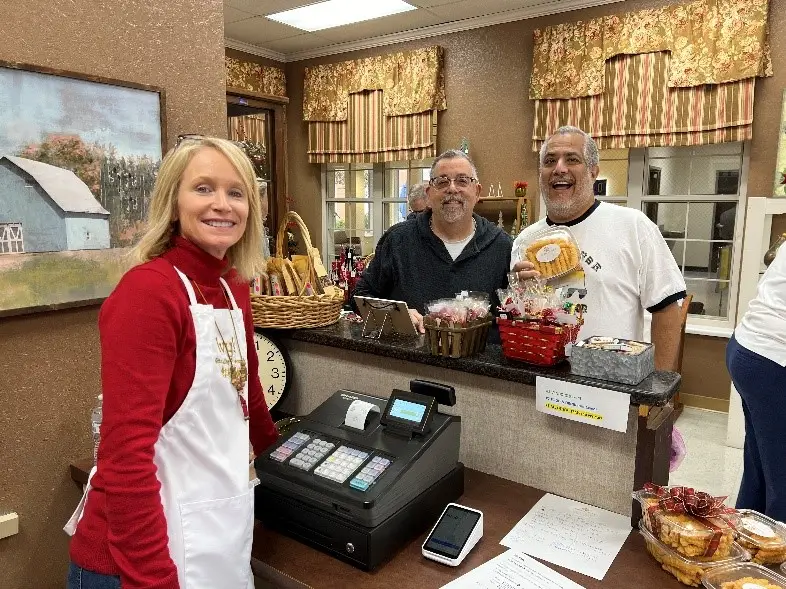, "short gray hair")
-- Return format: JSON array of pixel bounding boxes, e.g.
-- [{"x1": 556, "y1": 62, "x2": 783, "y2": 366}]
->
[
  {"x1": 407, "y1": 182, "x2": 428, "y2": 208},
  {"x1": 539, "y1": 126, "x2": 599, "y2": 168},
  {"x1": 430, "y1": 149, "x2": 479, "y2": 180}
]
